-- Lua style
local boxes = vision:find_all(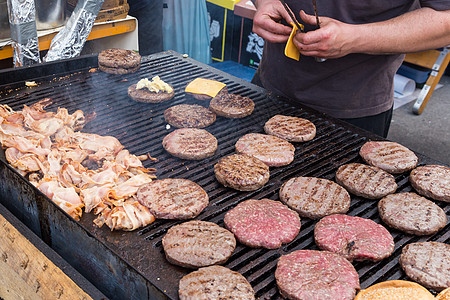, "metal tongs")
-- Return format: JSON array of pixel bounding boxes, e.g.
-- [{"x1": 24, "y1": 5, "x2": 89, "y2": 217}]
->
[{"x1": 279, "y1": 0, "x2": 326, "y2": 62}]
